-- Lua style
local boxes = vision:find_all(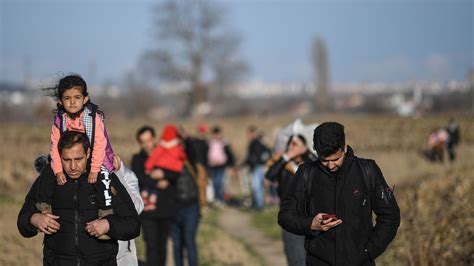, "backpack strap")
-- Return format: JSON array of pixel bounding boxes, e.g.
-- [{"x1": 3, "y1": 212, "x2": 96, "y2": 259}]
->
[
  {"x1": 303, "y1": 163, "x2": 315, "y2": 199},
  {"x1": 82, "y1": 106, "x2": 95, "y2": 150},
  {"x1": 356, "y1": 158, "x2": 376, "y2": 206},
  {"x1": 297, "y1": 163, "x2": 316, "y2": 216},
  {"x1": 184, "y1": 160, "x2": 197, "y2": 179}
]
